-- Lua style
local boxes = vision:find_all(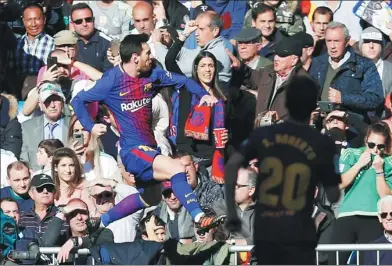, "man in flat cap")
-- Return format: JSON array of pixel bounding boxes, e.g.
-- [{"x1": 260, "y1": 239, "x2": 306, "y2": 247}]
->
[
  {"x1": 234, "y1": 27, "x2": 272, "y2": 70},
  {"x1": 293, "y1": 31, "x2": 314, "y2": 71},
  {"x1": 227, "y1": 37, "x2": 314, "y2": 121}
]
